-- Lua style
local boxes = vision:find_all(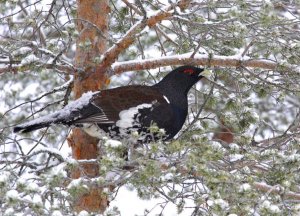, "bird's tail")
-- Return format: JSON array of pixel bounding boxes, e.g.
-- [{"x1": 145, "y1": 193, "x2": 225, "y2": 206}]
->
[
  {"x1": 13, "y1": 122, "x2": 51, "y2": 133},
  {"x1": 13, "y1": 112, "x2": 66, "y2": 133}
]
